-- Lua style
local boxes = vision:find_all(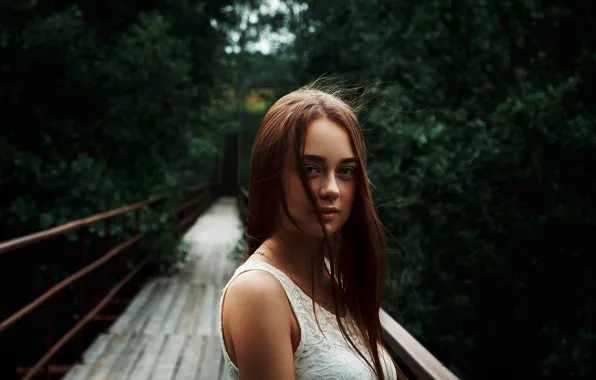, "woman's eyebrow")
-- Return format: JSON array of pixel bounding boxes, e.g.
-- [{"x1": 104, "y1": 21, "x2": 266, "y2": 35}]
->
[{"x1": 303, "y1": 154, "x2": 359, "y2": 164}]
